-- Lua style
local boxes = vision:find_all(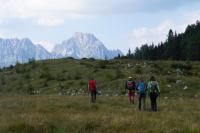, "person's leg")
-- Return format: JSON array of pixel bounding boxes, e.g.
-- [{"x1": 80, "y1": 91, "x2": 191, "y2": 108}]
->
[
  {"x1": 143, "y1": 94, "x2": 146, "y2": 111},
  {"x1": 132, "y1": 92, "x2": 135, "y2": 104},
  {"x1": 141, "y1": 94, "x2": 145, "y2": 111},
  {"x1": 94, "y1": 90, "x2": 96, "y2": 102},
  {"x1": 152, "y1": 93, "x2": 157, "y2": 111},
  {"x1": 128, "y1": 90, "x2": 132, "y2": 103},
  {"x1": 91, "y1": 91, "x2": 93, "y2": 103}
]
